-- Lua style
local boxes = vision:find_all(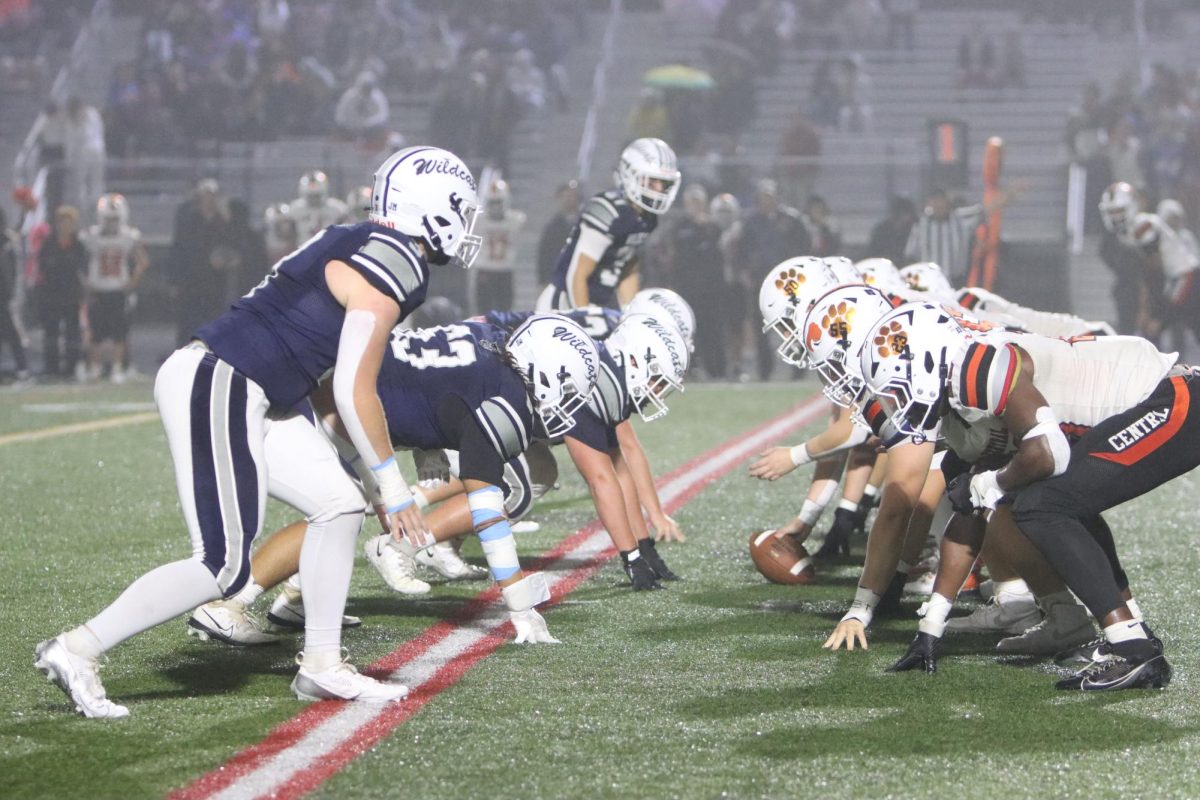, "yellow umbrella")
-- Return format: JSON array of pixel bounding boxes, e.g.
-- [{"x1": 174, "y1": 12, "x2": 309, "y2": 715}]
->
[{"x1": 643, "y1": 64, "x2": 716, "y2": 91}]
